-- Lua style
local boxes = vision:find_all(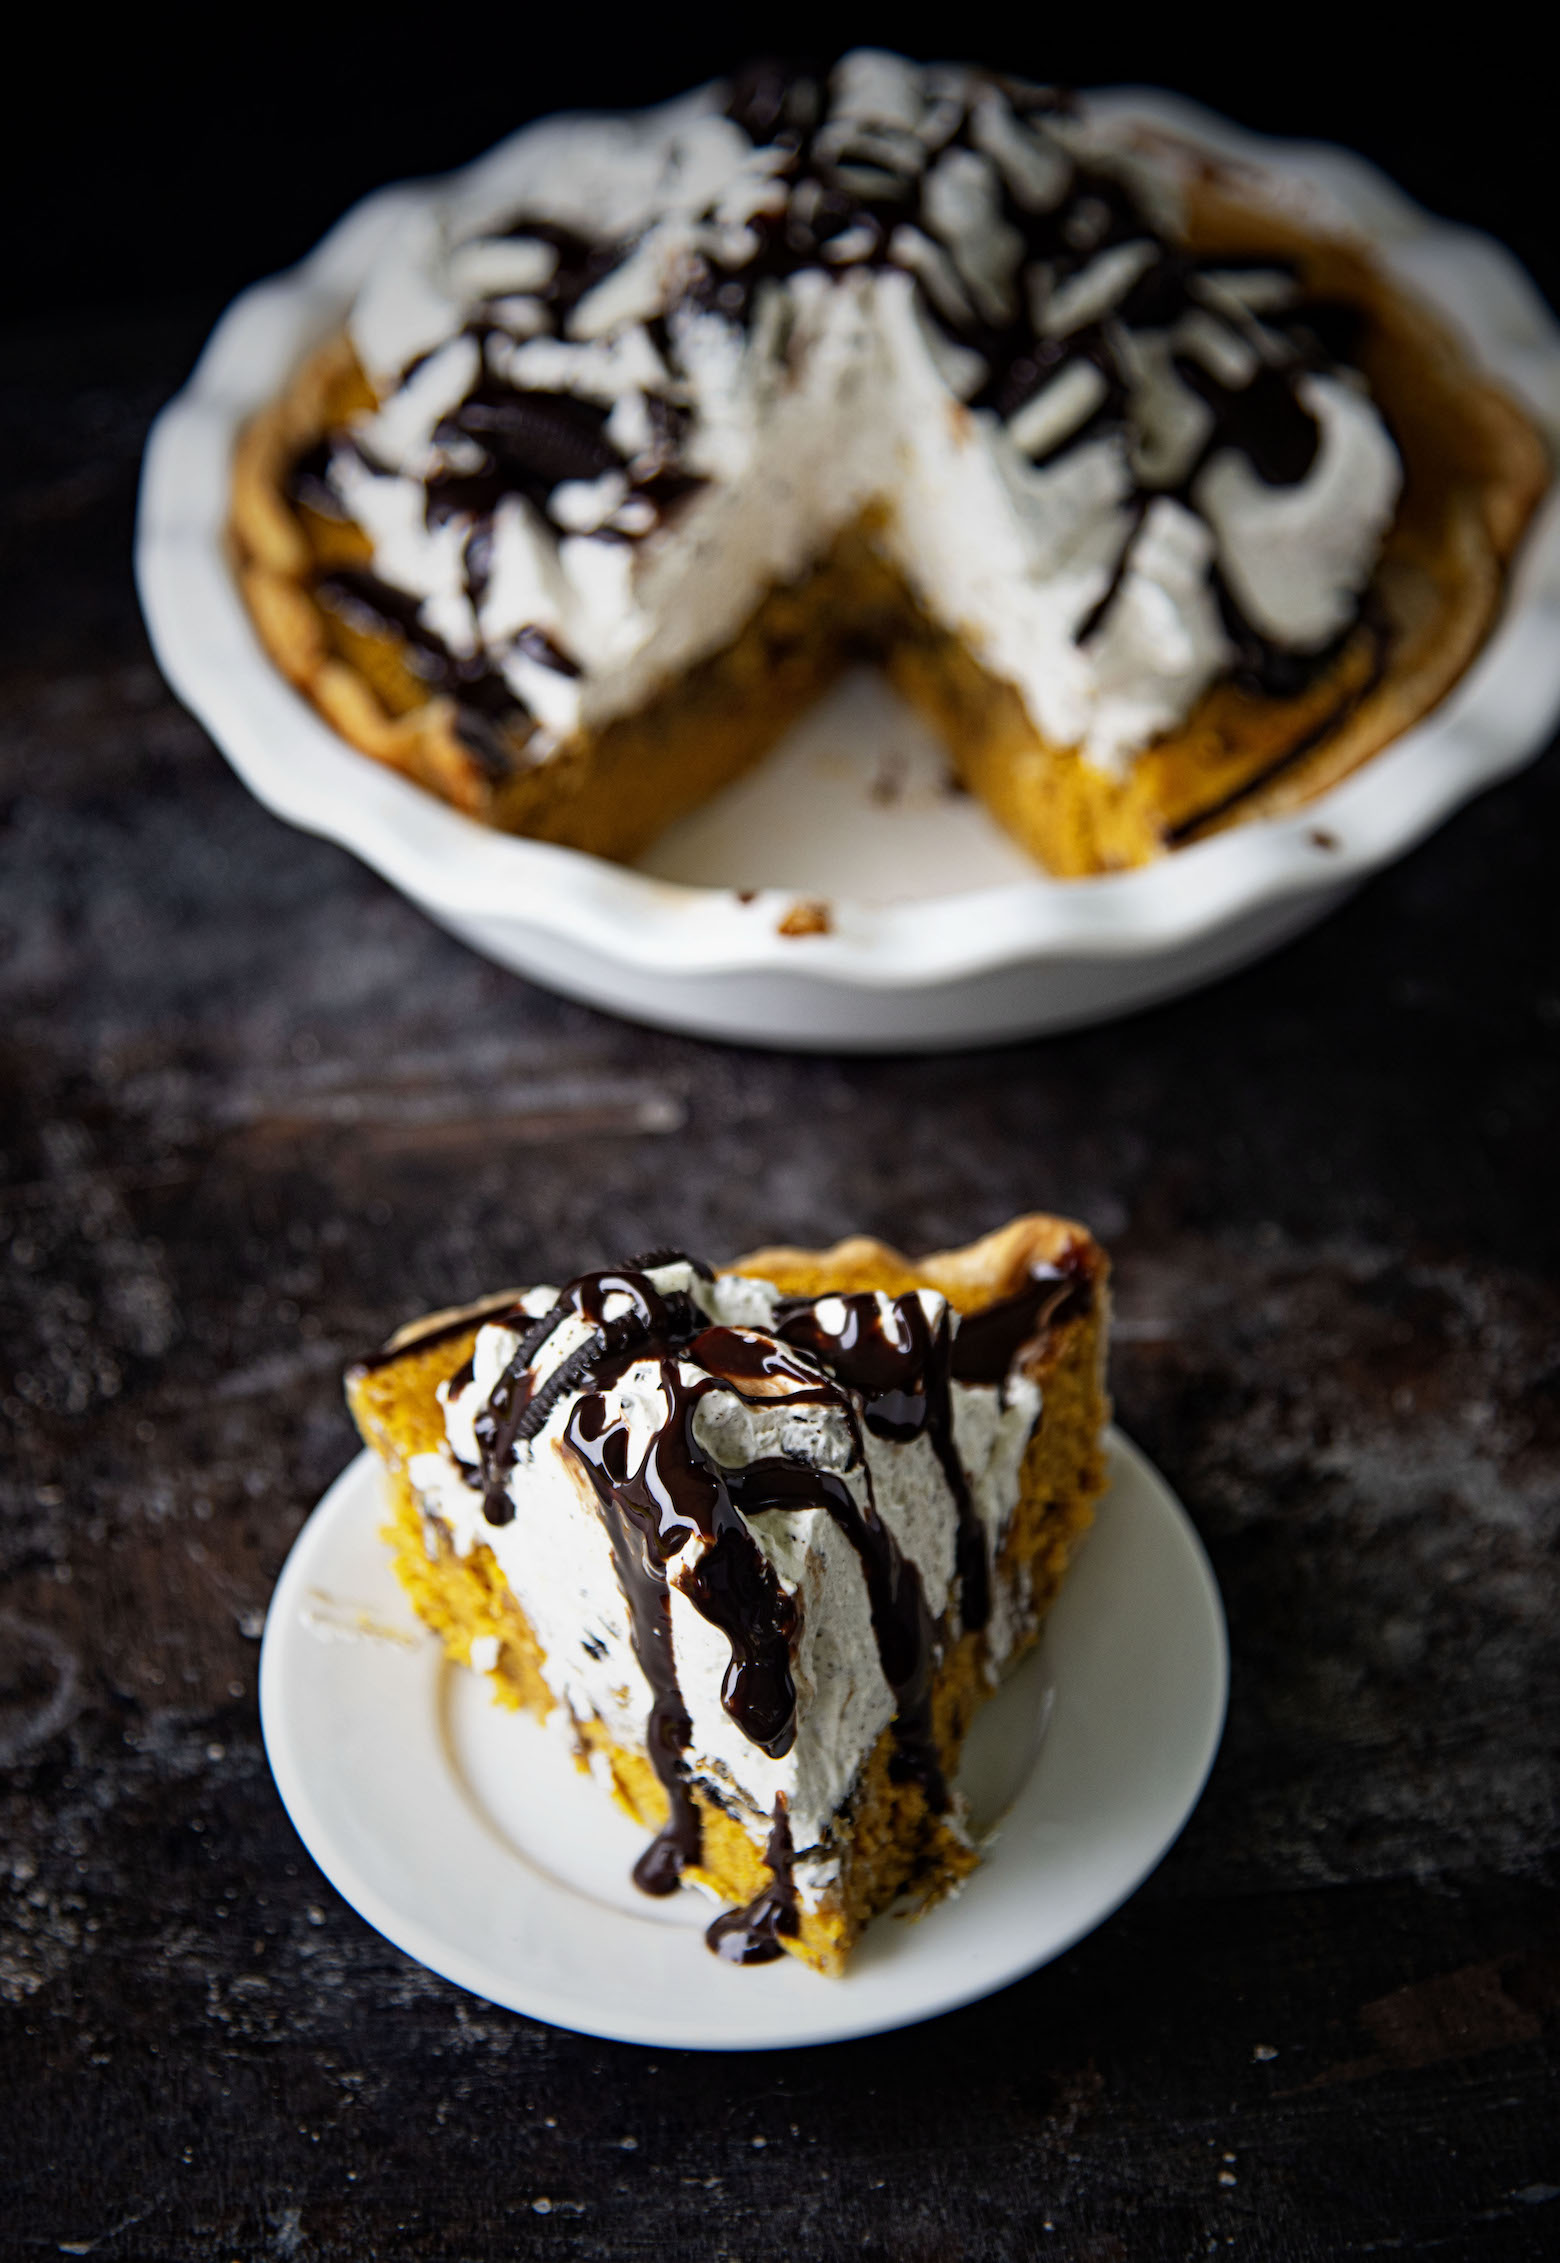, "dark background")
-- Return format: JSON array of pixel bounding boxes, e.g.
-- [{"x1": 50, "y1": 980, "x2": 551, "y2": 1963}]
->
[
  {"x1": 11, "y1": 8, "x2": 1558, "y2": 326},
  {"x1": 2, "y1": 12, "x2": 1557, "y2": 2262}
]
